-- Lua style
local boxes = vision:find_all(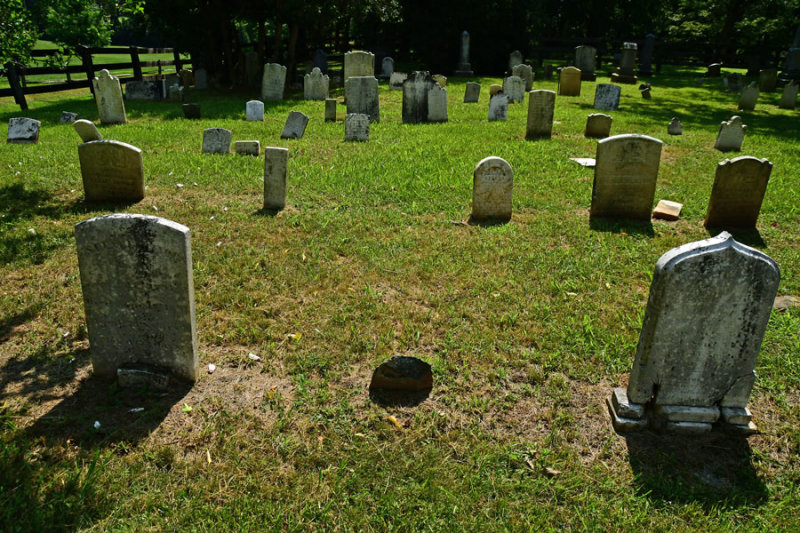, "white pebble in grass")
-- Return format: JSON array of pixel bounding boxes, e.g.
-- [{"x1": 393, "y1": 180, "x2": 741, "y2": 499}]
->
[
  {"x1": 248, "y1": 353, "x2": 261, "y2": 361},
  {"x1": 208, "y1": 364, "x2": 216, "y2": 374},
  {"x1": 93, "y1": 421, "x2": 101, "y2": 430}
]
